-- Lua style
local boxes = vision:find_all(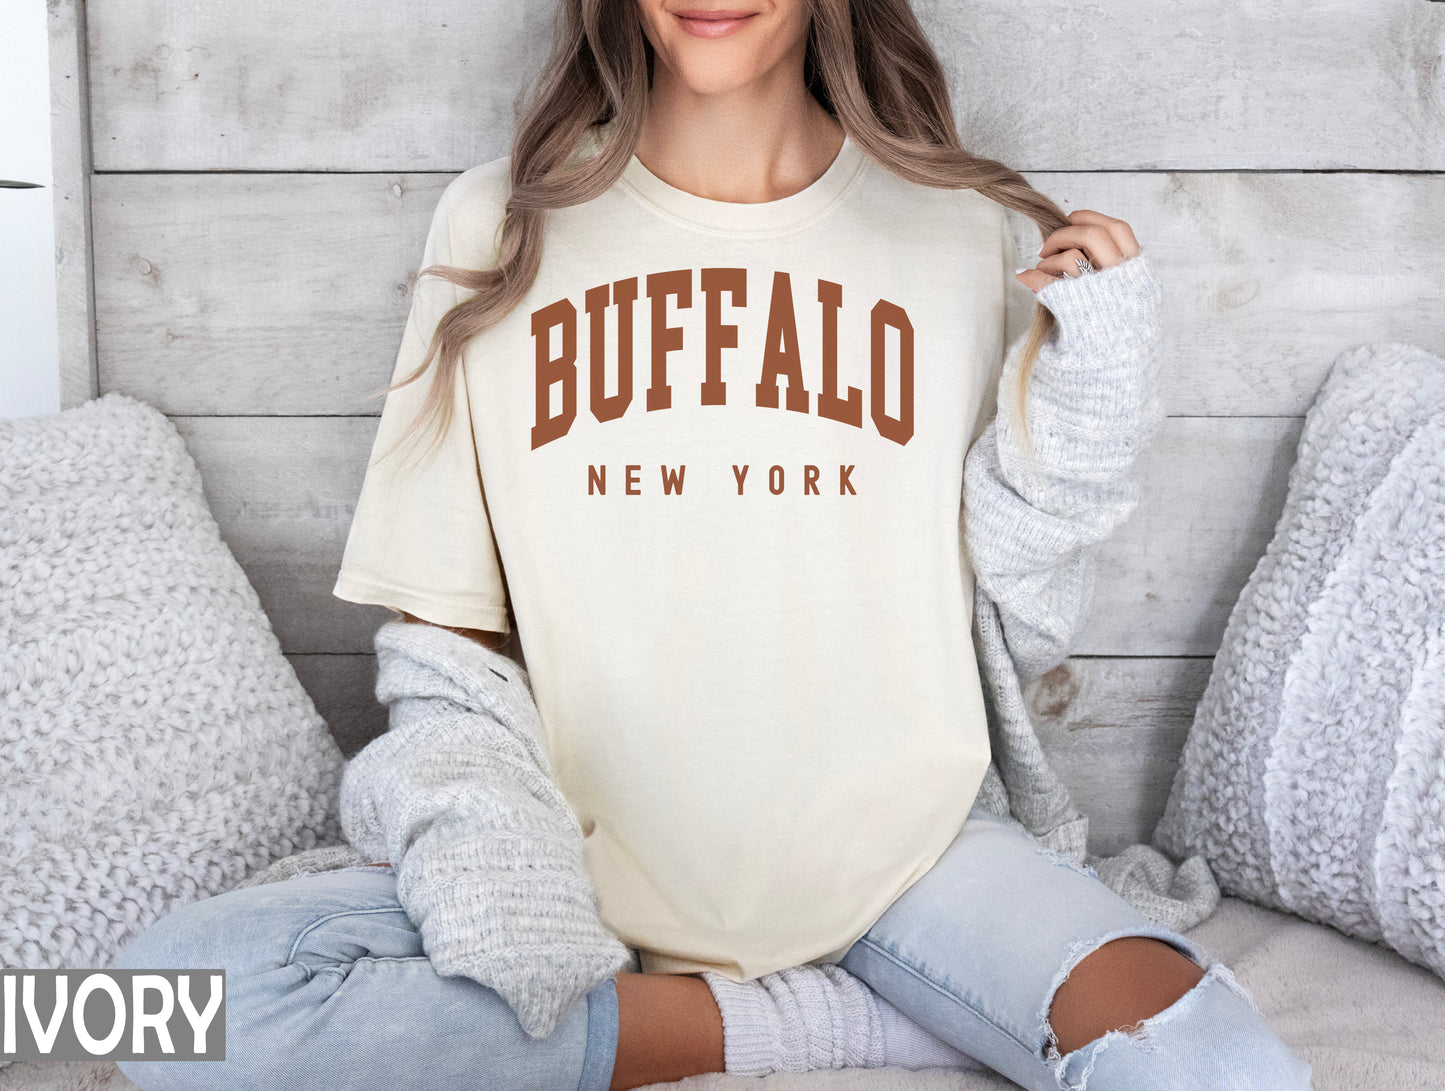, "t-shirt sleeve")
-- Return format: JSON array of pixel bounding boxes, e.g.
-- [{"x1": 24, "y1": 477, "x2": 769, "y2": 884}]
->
[
  {"x1": 331, "y1": 178, "x2": 512, "y2": 633},
  {"x1": 1000, "y1": 210, "x2": 1041, "y2": 372},
  {"x1": 968, "y1": 205, "x2": 1038, "y2": 453}
]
